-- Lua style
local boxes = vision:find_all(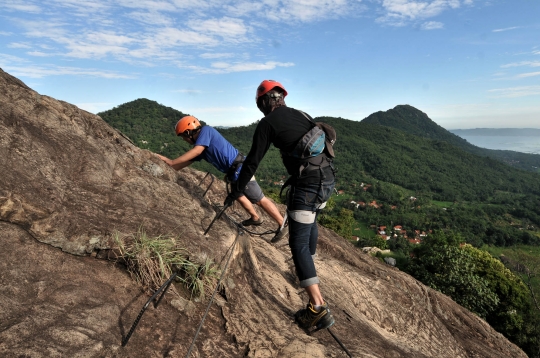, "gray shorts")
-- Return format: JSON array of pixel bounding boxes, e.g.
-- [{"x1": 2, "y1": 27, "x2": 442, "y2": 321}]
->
[{"x1": 240, "y1": 178, "x2": 264, "y2": 204}]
